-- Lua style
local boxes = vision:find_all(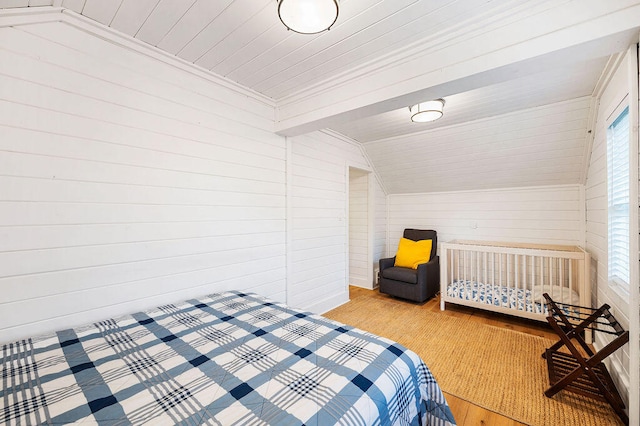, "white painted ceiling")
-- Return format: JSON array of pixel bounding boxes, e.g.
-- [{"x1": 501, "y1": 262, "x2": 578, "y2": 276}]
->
[
  {"x1": 330, "y1": 57, "x2": 609, "y2": 143},
  {"x1": 4, "y1": 0, "x2": 639, "y2": 193},
  {"x1": 55, "y1": 0, "x2": 534, "y2": 101}
]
